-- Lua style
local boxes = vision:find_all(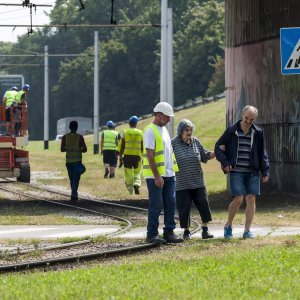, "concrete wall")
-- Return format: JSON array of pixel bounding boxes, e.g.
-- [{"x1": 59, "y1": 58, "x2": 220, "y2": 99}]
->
[{"x1": 225, "y1": 0, "x2": 300, "y2": 194}]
